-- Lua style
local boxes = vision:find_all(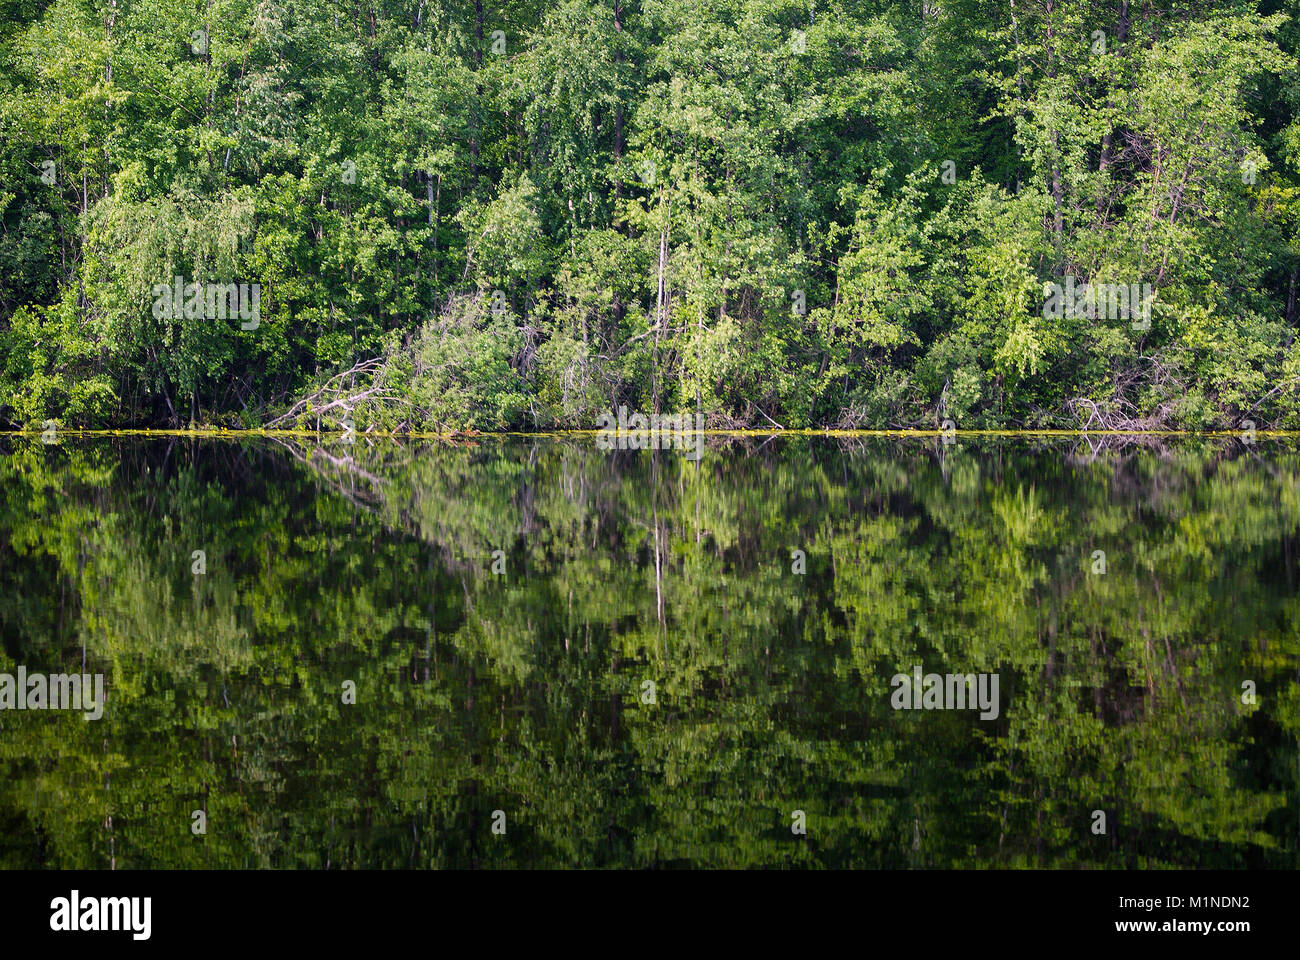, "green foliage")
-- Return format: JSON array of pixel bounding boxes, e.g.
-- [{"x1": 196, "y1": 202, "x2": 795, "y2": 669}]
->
[{"x1": 2, "y1": 1, "x2": 1300, "y2": 429}]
